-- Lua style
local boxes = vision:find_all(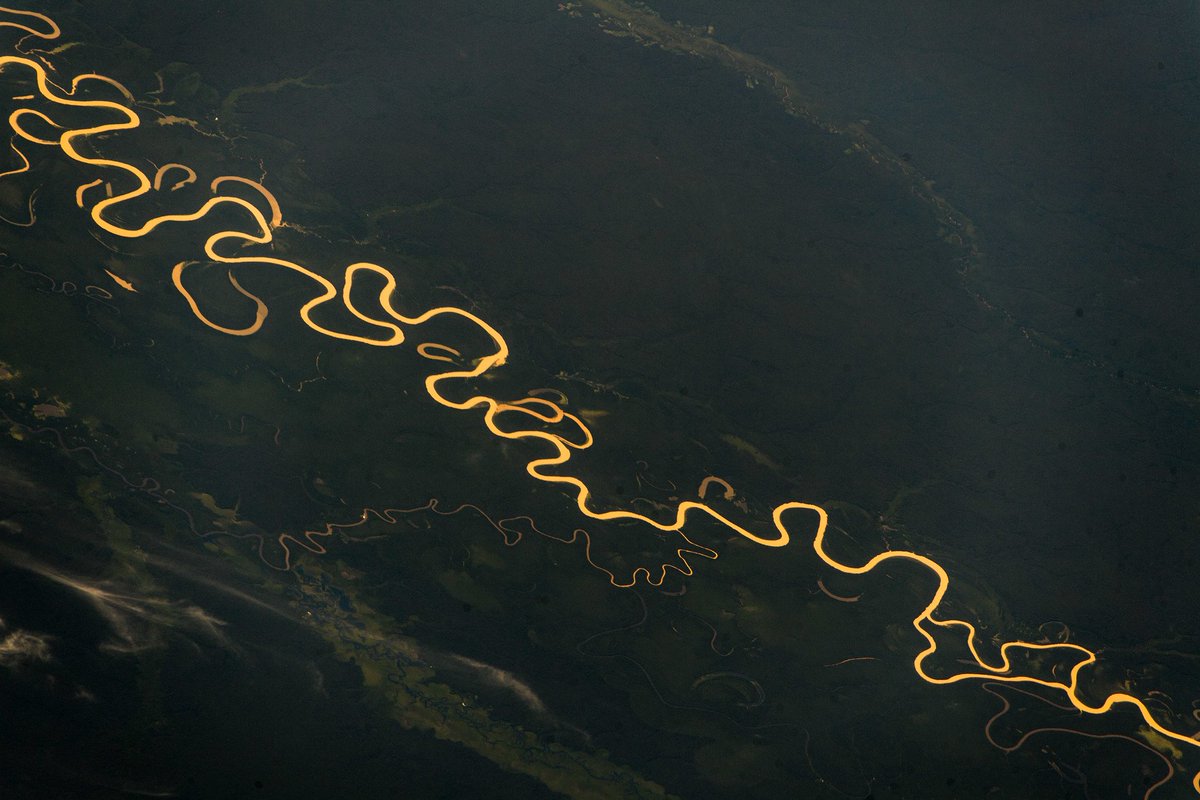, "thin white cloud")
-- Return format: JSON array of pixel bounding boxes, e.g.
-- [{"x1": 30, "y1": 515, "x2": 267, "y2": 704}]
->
[
  {"x1": 0, "y1": 629, "x2": 52, "y2": 666},
  {"x1": 0, "y1": 545, "x2": 234, "y2": 655}
]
